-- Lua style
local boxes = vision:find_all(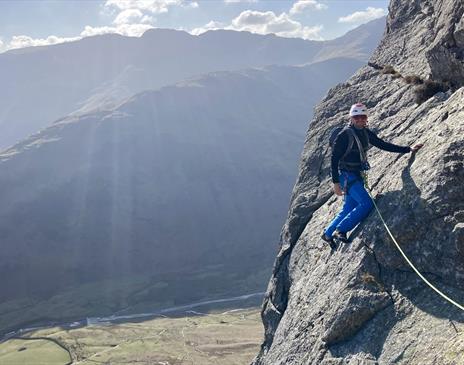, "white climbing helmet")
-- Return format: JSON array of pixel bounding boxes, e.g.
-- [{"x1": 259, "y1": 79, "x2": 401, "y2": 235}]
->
[{"x1": 349, "y1": 103, "x2": 368, "y2": 117}]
